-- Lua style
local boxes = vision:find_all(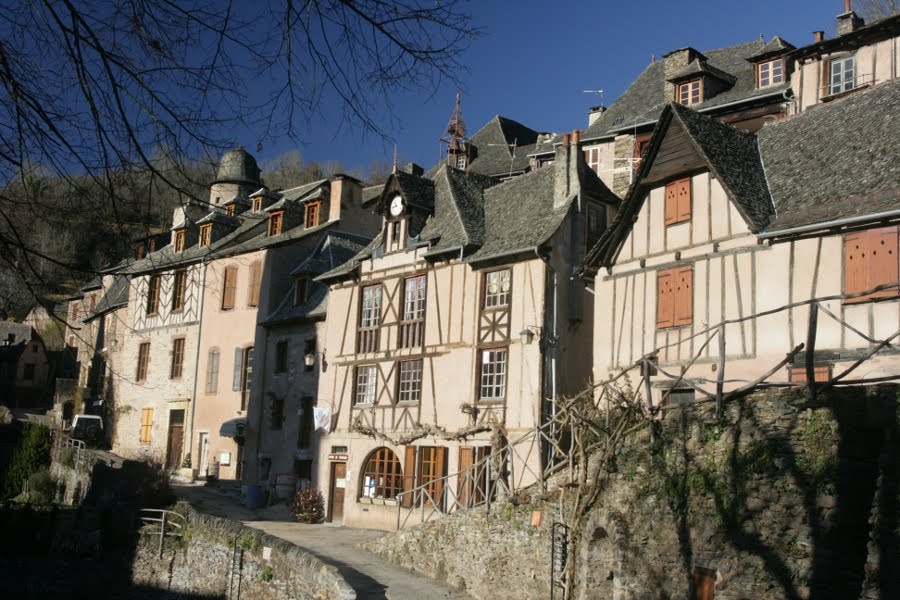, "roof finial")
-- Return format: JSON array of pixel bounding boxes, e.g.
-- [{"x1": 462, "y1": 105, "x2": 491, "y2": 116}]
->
[
  {"x1": 445, "y1": 91, "x2": 467, "y2": 140},
  {"x1": 392, "y1": 144, "x2": 398, "y2": 174}
]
